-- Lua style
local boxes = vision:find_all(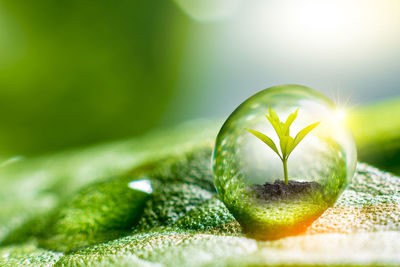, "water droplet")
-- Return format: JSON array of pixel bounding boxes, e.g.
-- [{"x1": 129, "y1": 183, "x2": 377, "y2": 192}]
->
[
  {"x1": 128, "y1": 179, "x2": 153, "y2": 194},
  {"x1": 213, "y1": 84, "x2": 357, "y2": 239}
]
